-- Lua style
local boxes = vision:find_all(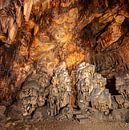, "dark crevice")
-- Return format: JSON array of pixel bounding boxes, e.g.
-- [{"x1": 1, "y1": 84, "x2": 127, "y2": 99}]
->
[{"x1": 106, "y1": 76, "x2": 120, "y2": 95}]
